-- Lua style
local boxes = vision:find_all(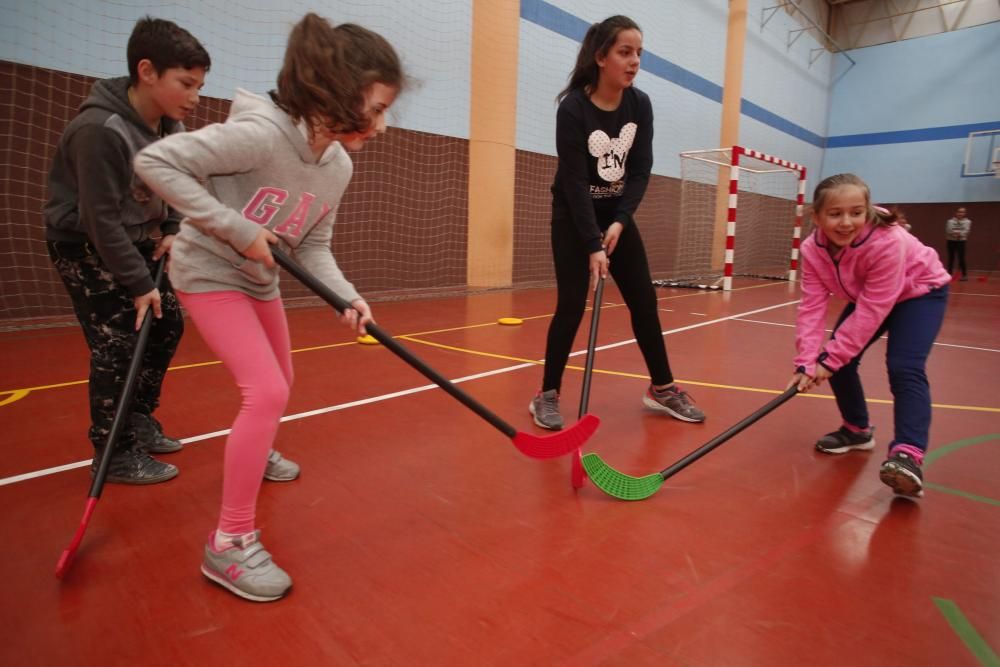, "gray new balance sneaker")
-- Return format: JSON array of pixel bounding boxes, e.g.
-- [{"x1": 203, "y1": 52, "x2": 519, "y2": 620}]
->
[
  {"x1": 130, "y1": 413, "x2": 183, "y2": 454},
  {"x1": 201, "y1": 530, "x2": 292, "y2": 602},
  {"x1": 529, "y1": 389, "x2": 564, "y2": 430},
  {"x1": 643, "y1": 385, "x2": 705, "y2": 423},
  {"x1": 263, "y1": 450, "x2": 300, "y2": 482}
]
